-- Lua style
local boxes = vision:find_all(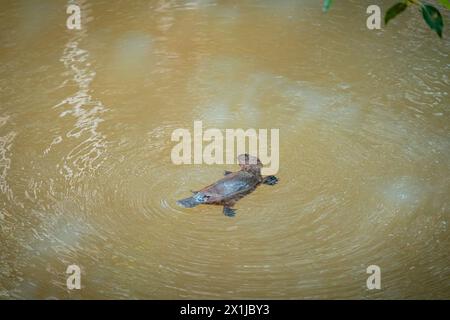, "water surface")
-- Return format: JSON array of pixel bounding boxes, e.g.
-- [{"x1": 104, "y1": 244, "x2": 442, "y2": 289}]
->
[{"x1": 0, "y1": 0, "x2": 449, "y2": 299}]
